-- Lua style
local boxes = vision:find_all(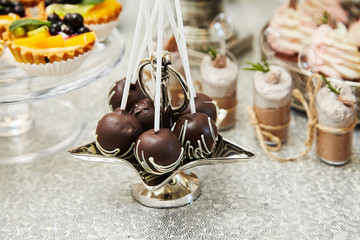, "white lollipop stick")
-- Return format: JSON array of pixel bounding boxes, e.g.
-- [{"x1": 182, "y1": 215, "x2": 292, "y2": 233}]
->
[
  {"x1": 173, "y1": 0, "x2": 196, "y2": 113},
  {"x1": 144, "y1": 0, "x2": 154, "y2": 56},
  {"x1": 131, "y1": 0, "x2": 159, "y2": 84},
  {"x1": 154, "y1": 0, "x2": 164, "y2": 132},
  {"x1": 164, "y1": 0, "x2": 196, "y2": 114},
  {"x1": 120, "y1": 0, "x2": 145, "y2": 110}
]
